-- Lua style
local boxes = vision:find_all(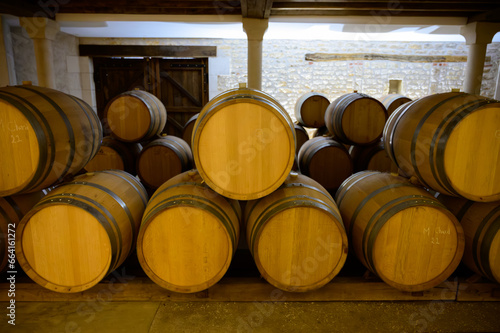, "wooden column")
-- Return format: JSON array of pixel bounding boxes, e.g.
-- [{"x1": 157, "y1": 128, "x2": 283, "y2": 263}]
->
[
  {"x1": 19, "y1": 17, "x2": 59, "y2": 89},
  {"x1": 242, "y1": 18, "x2": 268, "y2": 90},
  {"x1": 460, "y1": 22, "x2": 500, "y2": 95}
]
